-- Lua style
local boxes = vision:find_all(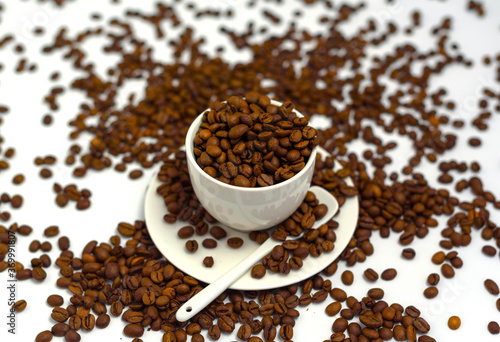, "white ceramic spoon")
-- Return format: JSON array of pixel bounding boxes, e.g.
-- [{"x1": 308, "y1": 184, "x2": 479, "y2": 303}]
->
[{"x1": 175, "y1": 185, "x2": 339, "y2": 322}]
